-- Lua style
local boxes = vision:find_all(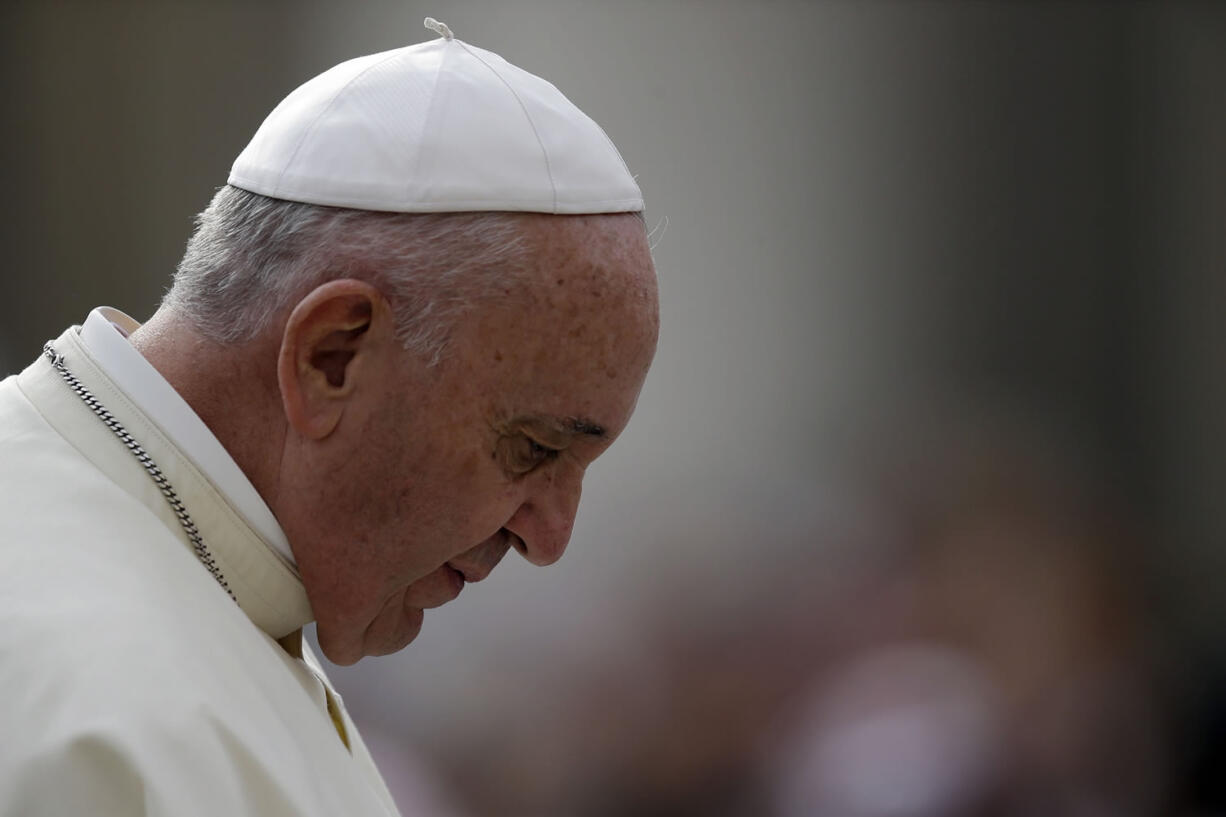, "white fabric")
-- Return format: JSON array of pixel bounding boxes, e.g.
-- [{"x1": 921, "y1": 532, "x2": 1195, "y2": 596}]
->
[
  {"x1": 228, "y1": 19, "x2": 643, "y2": 214},
  {"x1": 79, "y1": 301, "x2": 296, "y2": 564},
  {"x1": 79, "y1": 307, "x2": 296, "y2": 566},
  {"x1": 0, "y1": 326, "x2": 399, "y2": 816}
]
